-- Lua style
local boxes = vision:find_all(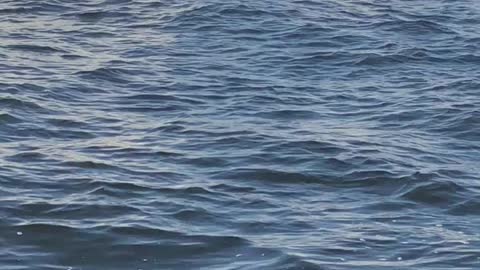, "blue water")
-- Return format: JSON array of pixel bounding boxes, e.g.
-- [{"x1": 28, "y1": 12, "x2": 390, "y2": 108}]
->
[{"x1": 1, "y1": 0, "x2": 480, "y2": 269}]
